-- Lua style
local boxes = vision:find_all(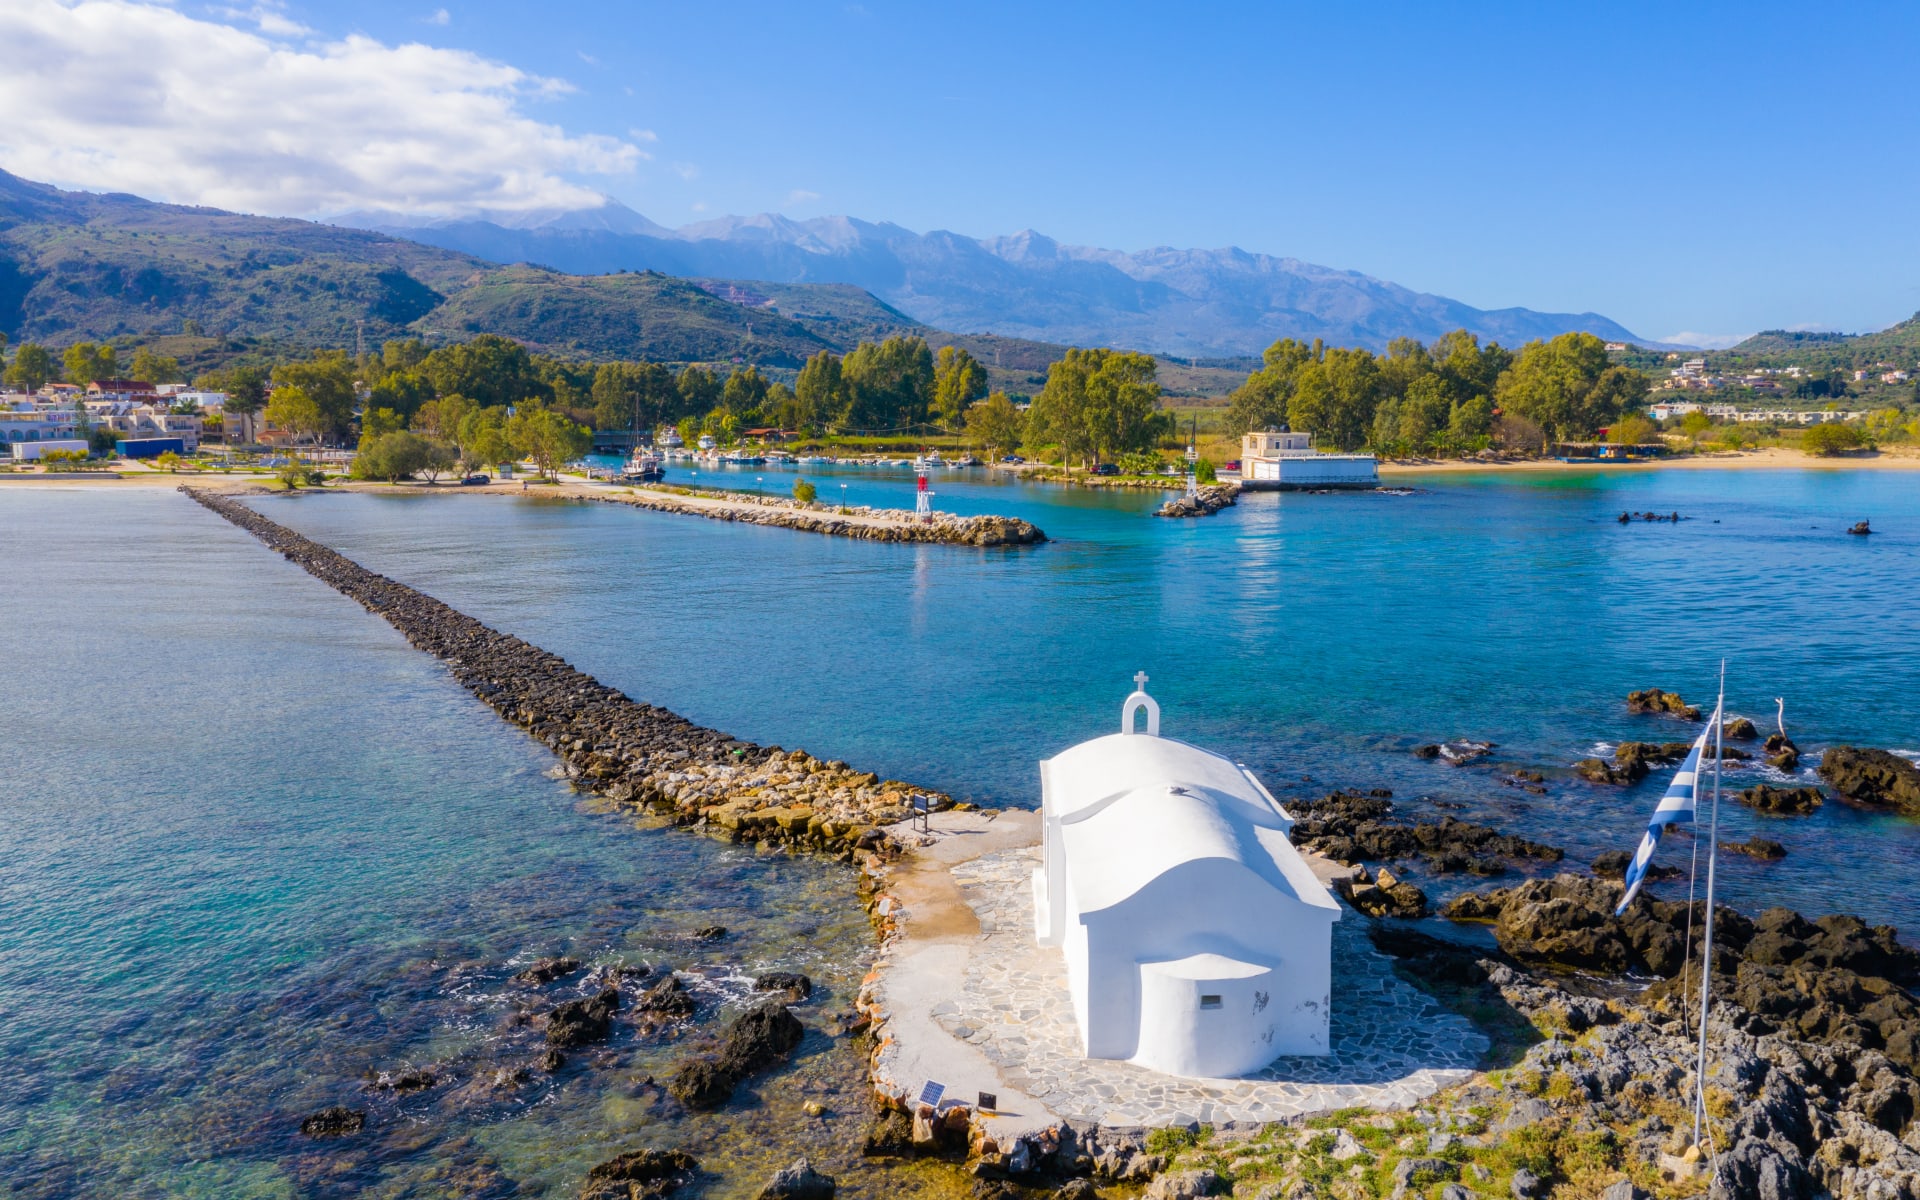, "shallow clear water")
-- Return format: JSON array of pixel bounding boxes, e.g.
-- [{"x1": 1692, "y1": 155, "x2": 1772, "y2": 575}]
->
[
  {"x1": 4, "y1": 467, "x2": 1917, "y2": 1196},
  {"x1": 0, "y1": 488, "x2": 947, "y2": 1199}
]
